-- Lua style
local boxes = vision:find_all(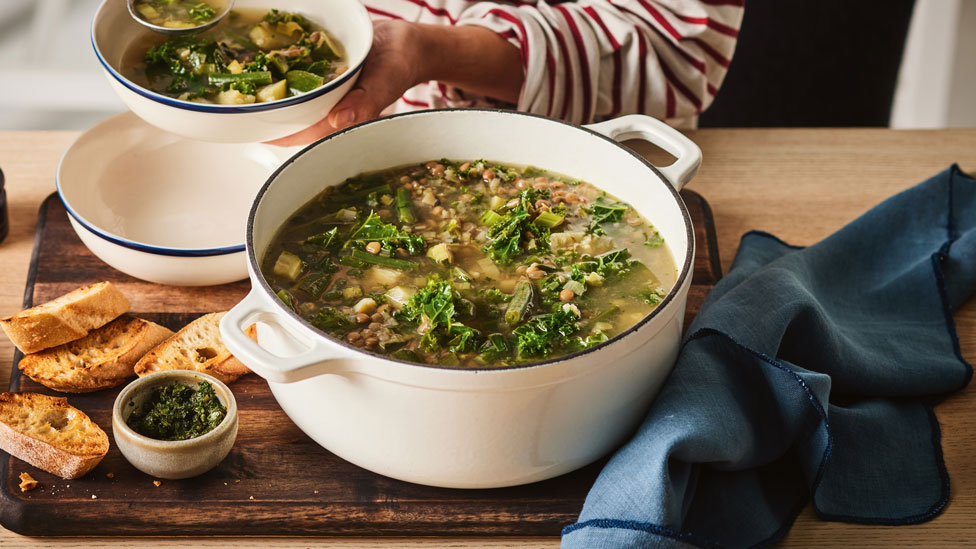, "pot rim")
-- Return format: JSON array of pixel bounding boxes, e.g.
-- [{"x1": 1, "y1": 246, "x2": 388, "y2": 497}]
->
[{"x1": 245, "y1": 108, "x2": 695, "y2": 373}]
